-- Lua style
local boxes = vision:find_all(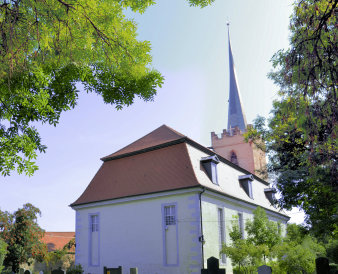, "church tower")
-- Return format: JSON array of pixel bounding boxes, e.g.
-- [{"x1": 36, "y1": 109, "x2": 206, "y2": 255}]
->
[{"x1": 211, "y1": 25, "x2": 267, "y2": 178}]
